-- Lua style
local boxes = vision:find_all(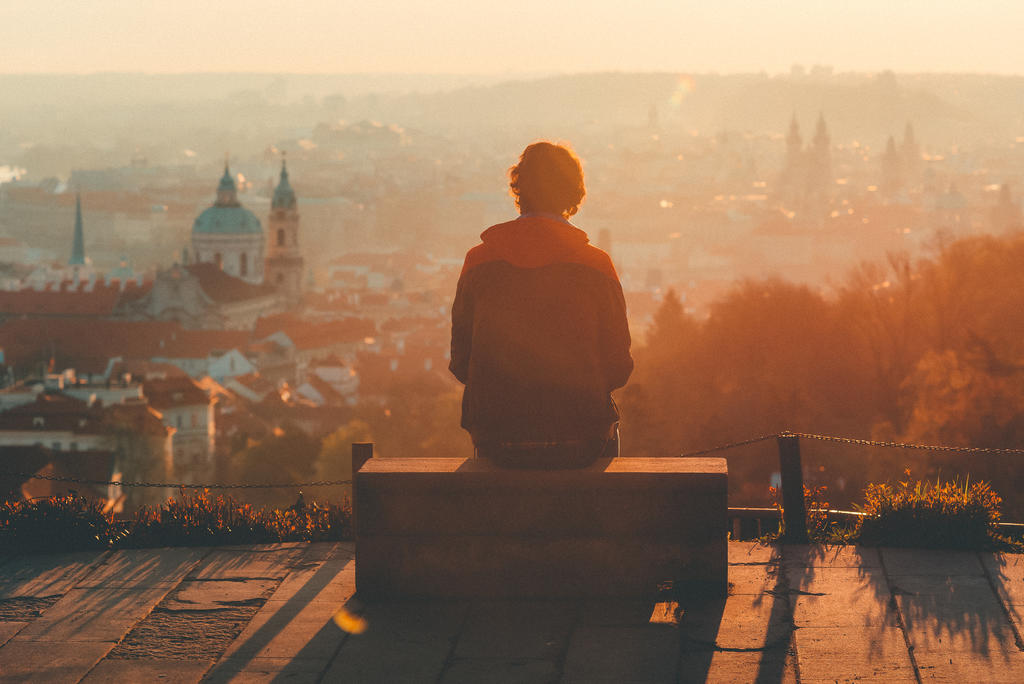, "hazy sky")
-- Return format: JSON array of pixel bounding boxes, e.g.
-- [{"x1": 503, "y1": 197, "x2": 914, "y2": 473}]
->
[{"x1": 3, "y1": 0, "x2": 1021, "y2": 75}]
